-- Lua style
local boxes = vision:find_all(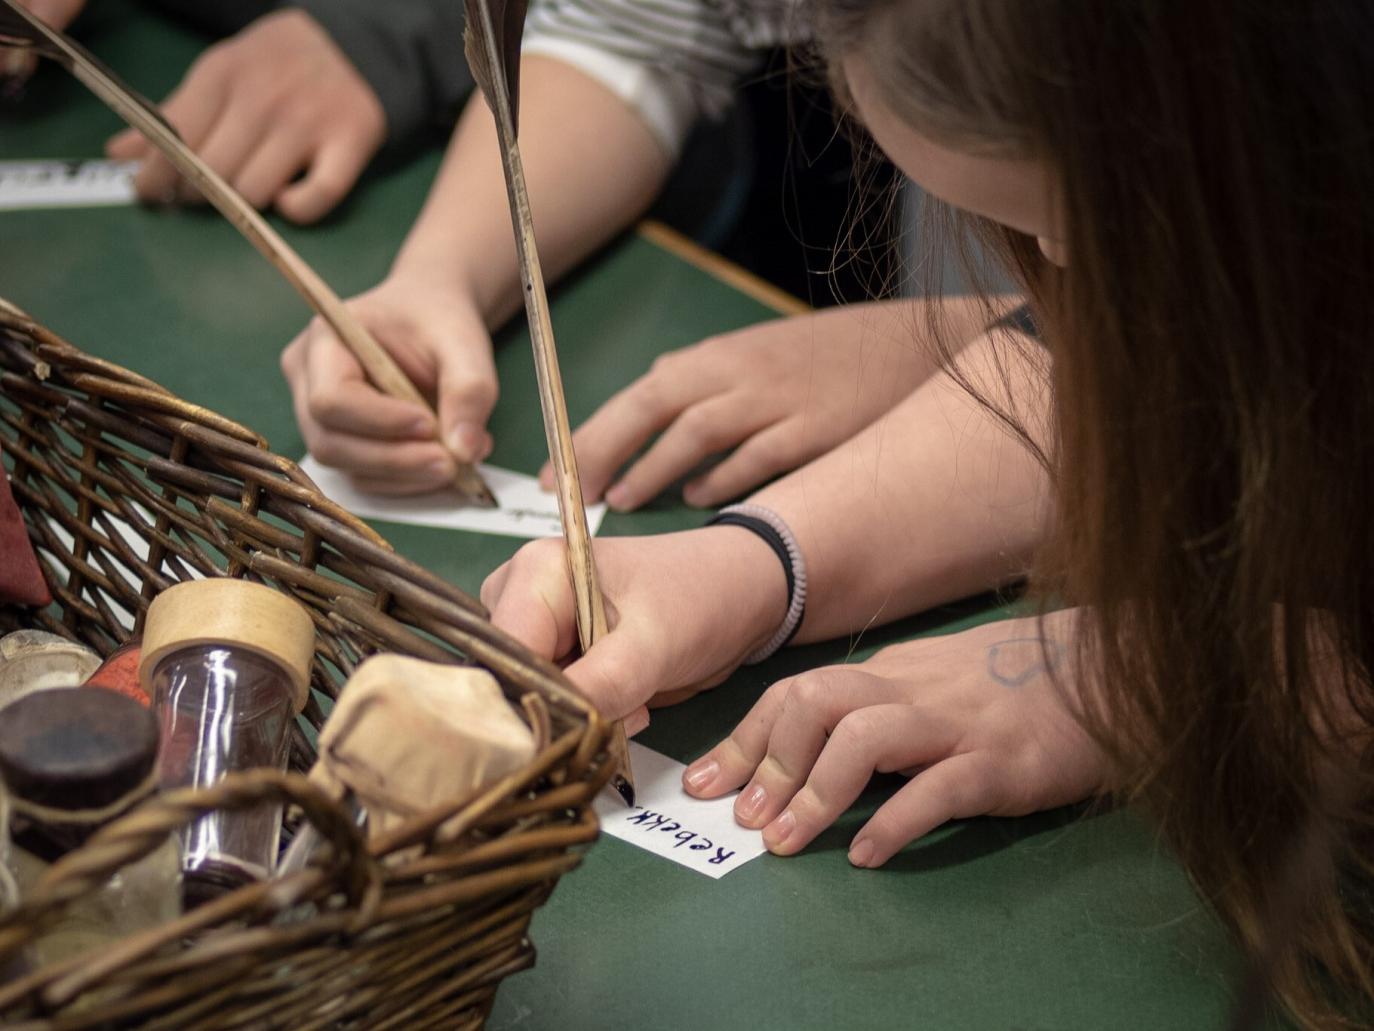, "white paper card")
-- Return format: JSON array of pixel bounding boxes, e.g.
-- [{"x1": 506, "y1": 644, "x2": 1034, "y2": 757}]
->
[
  {"x1": 0, "y1": 160, "x2": 137, "y2": 211},
  {"x1": 297, "y1": 456, "x2": 606, "y2": 540},
  {"x1": 594, "y1": 742, "x2": 767, "y2": 878}
]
